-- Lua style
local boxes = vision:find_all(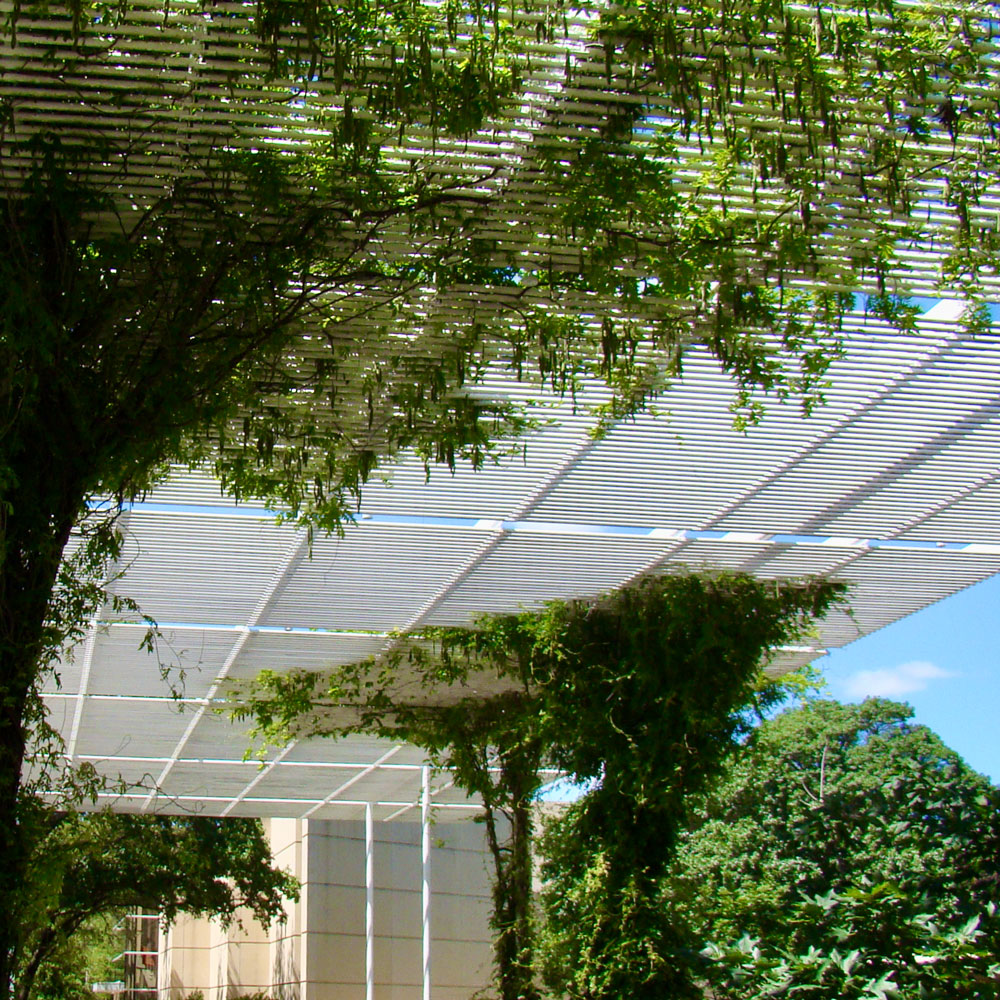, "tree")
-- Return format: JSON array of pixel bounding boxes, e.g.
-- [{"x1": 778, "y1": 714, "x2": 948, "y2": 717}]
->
[
  {"x1": 239, "y1": 571, "x2": 844, "y2": 999},
  {"x1": 10, "y1": 804, "x2": 297, "y2": 1000},
  {"x1": 532, "y1": 578, "x2": 842, "y2": 1000},
  {"x1": 668, "y1": 698, "x2": 1000, "y2": 997},
  {"x1": 2, "y1": 0, "x2": 999, "y2": 989}
]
